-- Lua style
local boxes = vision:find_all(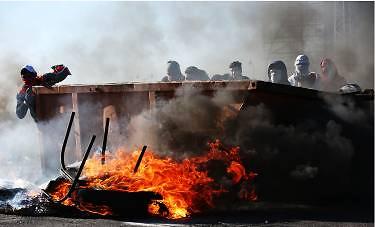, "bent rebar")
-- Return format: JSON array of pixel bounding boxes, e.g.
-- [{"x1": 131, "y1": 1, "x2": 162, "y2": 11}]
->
[
  {"x1": 133, "y1": 145, "x2": 147, "y2": 173},
  {"x1": 61, "y1": 112, "x2": 75, "y2": 171},
  {"x1": 56, "y1": 135, "x2": 96, "y2": 203},
  {"x1": 101, "y1": 118, "x2": 110, "y2": 165}
]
